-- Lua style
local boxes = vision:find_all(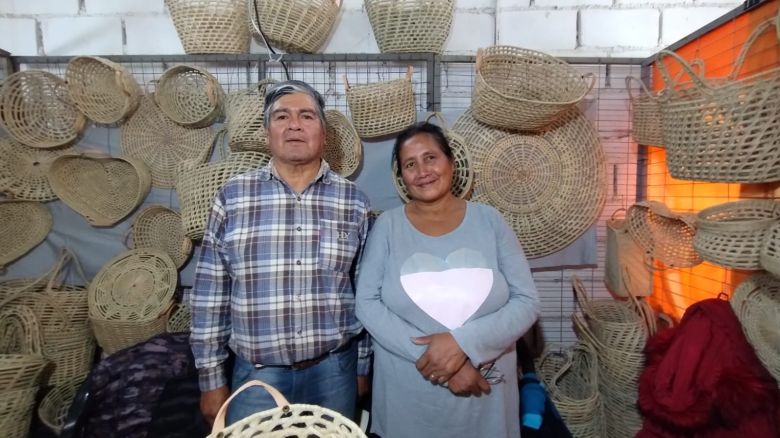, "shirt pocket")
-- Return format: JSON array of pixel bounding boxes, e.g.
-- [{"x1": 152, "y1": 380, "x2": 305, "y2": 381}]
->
[{"x1": 319, "y1": 219, "x2": 360, "y2": 273}]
